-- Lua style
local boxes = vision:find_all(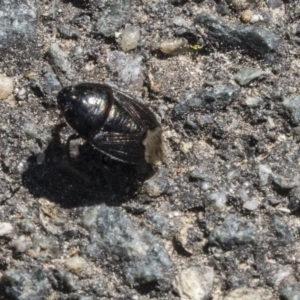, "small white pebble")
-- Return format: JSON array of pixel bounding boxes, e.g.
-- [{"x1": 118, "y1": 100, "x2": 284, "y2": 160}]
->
[
  {"x1": 120, "y1": 26, "x2": 140, "y2": 52},
  {"x1": 238, "y1": 188, "x2": 249, "y2": 202},
  {"x1": 250, "y1": 14, "x2": 264, "y2": 23},
  {"x1": 180, "y1": 141, "x2": 193, "y2": 154},
  {"x1": 0, "y1": 74, "x2": 14, "y2": 99},
  {"x1": 243, "y1": 199, "x2": 259, "y2": 211},
  {"x1": 201, "y1": 182, "x2": 211, "y2": 191},
  {"x1": 65, "y1": 256, "x2": 87, "y2": 274},
  {"x1": 245, "y1": 97, "x2": 263, "y2": 107},
  {"x1": 0, "y1": 222, "x2": 13, "y2": 236},
  {"x1": 172, "y1": 16, "x2": 187, "y2": 27}
]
